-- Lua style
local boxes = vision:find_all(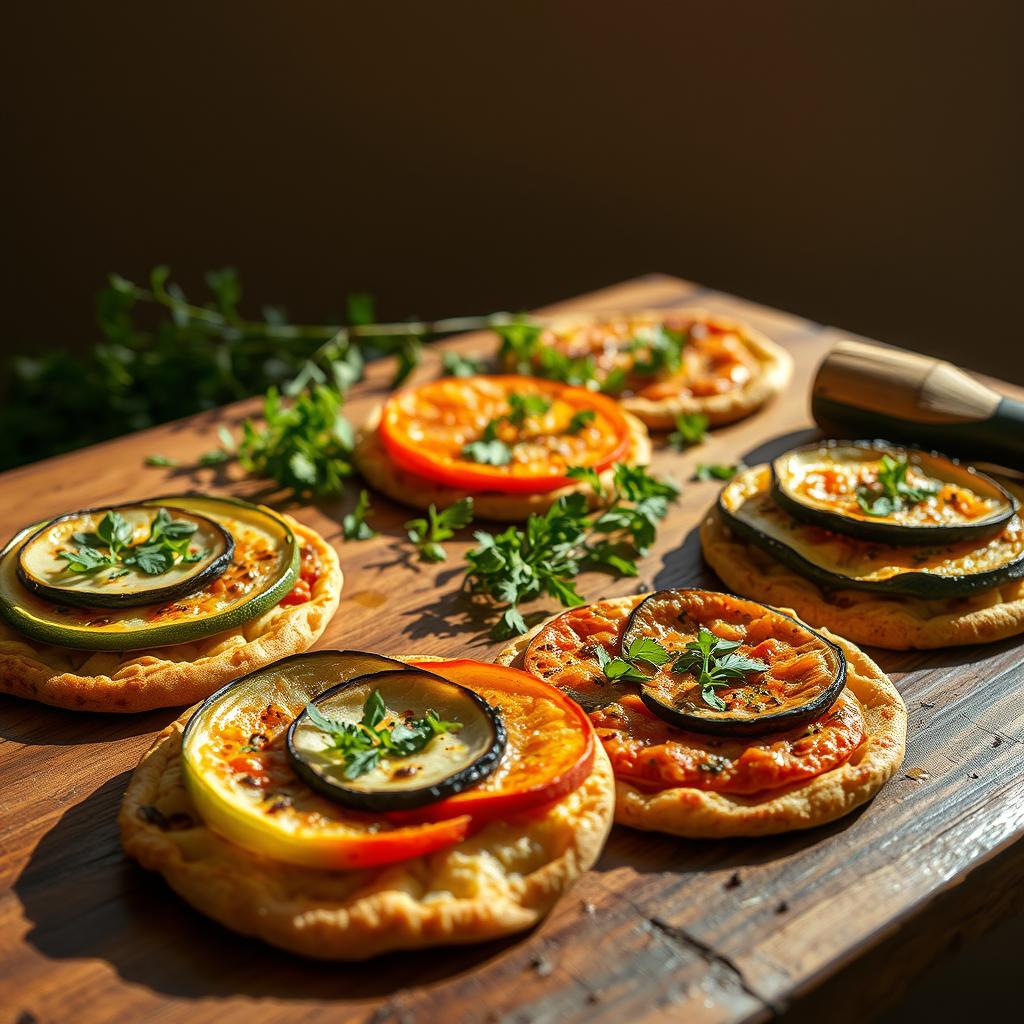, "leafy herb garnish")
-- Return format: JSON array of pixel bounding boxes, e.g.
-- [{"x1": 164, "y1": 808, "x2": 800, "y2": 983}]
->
[
  {"x1": 305, "y1": 689, "x2": 462, "y2": 780},
  {"x1": 464, "y1": 463, "x2": 679, "y2": 637},
  {"x1": 342, "y1": 489, "x2": 377, "y2": 541},
  {"x1": 594, "y1": 635, "x2": 672, "y2": 682},
  {"x1": 670, "y1": 626, "x2": 768, "y2": 711},
  {"x1": 694, "y1": 462, "x2": 743, "y2": 481},
  {"x1": 405, "y1": 497, "x2": 474, "y2": 563},
  {"x1": 460, "y1": 439, "x2": 513, "y2": 466},
  {"x1": 626, "y1": 324, "x2": 688, "y2": 376},
  {"x1": 566, "y1": 409, "x2": 596, "y2": 435},
  {"x1": 144, "y1": 454, "x2": 179, "y2": 468},
  {"x1": 442, "y1": 351, "x2": 486, "y2": 378},
  {"x1": 855, "y1": 455, "x2": 938, "y2": 517},
  {"x1": 668, "y1": 412, "x2": 709, "y2": 449},
  {"x1": 58, "y1": 507, "x2": 203, "y2": 578}
]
